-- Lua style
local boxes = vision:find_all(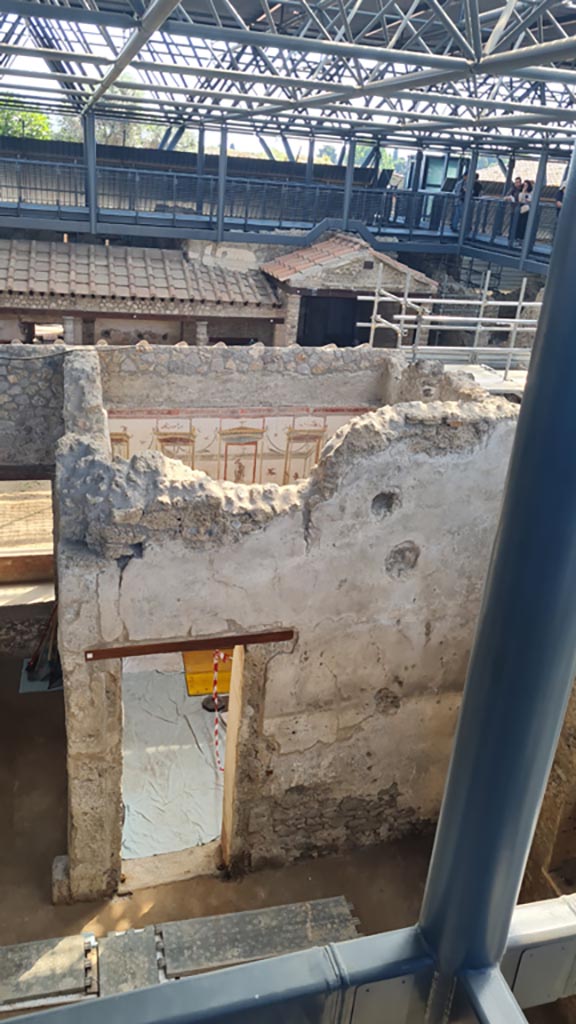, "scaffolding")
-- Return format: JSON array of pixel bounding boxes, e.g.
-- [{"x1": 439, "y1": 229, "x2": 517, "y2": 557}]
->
[{"x1": 361, "y1": 269, "x2": 540, "y2": 388}]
